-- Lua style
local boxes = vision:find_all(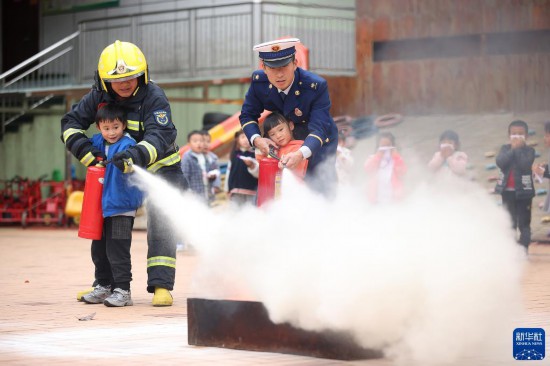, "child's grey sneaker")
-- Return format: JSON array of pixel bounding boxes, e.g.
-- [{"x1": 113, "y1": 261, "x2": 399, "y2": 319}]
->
[
  {"x1": 82, "y1": 284, "x2": 112, "y2": 304},
  {"x1": 103, "y1": 288, "x2": 133, "y2": 307}
]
